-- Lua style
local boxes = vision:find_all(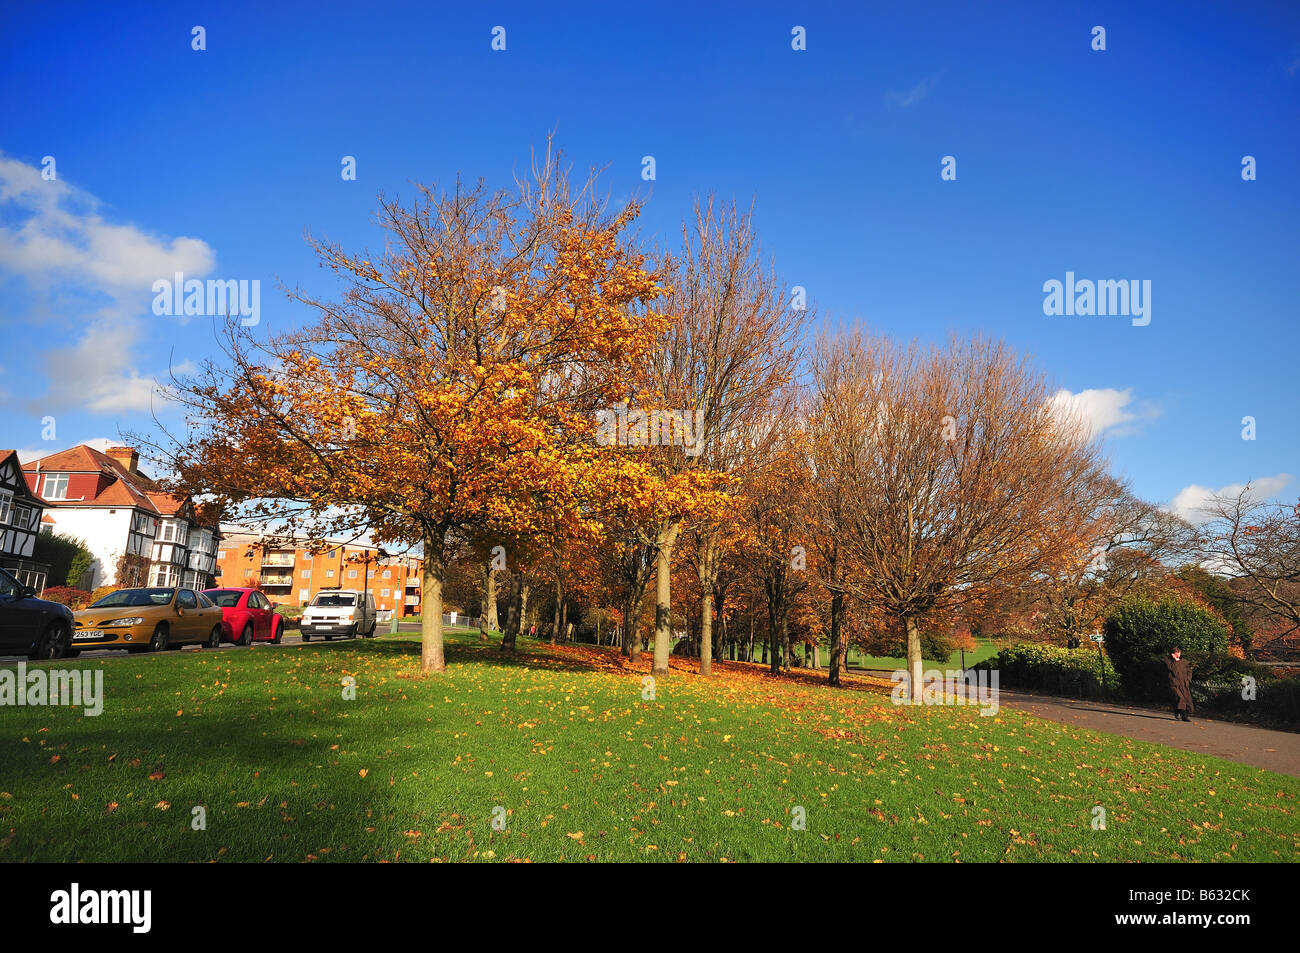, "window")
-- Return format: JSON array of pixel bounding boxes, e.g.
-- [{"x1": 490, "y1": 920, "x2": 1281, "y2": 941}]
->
[
  {"x1": 13, "y1": 506, "x2": 31, "y2": 530},
  {"x1": 150, "y1": 564, "x2": 180, "y2": 587},
  {"x1": 251, "y1": 592, "x2": 270, "y2": 610},
  {"x1": 382, "y1": 570, "x2": 391, "y2": 579},
  {"x1": 217, "y1": 550, "x2": 226, "y2": 560},
  {"x1": 381, "y1": 588, "x2": 390, "y2": 597},
  {"x1": 196, "y1": 591, "x2": 214, "y2": 608},
  {"x1": 0, "y1": 567, "x2": 21, "y2": 598},
  {"x1": 177, "y1": 589, "x2": 198, "y2": 609},
  {"x1": 301, "y1": 569, "x2": 311, "y2": 579},
  {"x1": 298, "y1": 589, "x2": 309, "y2": 602},
  {"x1": 0, "y1": 489, "x2": 12, "y2": 523},
  {"x1": 326, "y1": 569, "x2": 335, "y2": 578},
  {"x1": 347, "y1": 569, "x2": 358, "y2": 579},
  {"x1": 244, "y1": 569, "x2": 253, "y2": 578},
  {"x1": 42, "y1": 473, "x2": 69, "y2": 500}
]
